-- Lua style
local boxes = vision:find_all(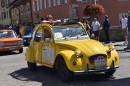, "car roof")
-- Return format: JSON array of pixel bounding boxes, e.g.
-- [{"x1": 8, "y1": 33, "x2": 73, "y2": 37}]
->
[
  {"x1": 0, "y1": 30, "x2": 13, "y2": 32},
  {"x1": 52, "y1": 22, "x2": 83, "y2": 28}
]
